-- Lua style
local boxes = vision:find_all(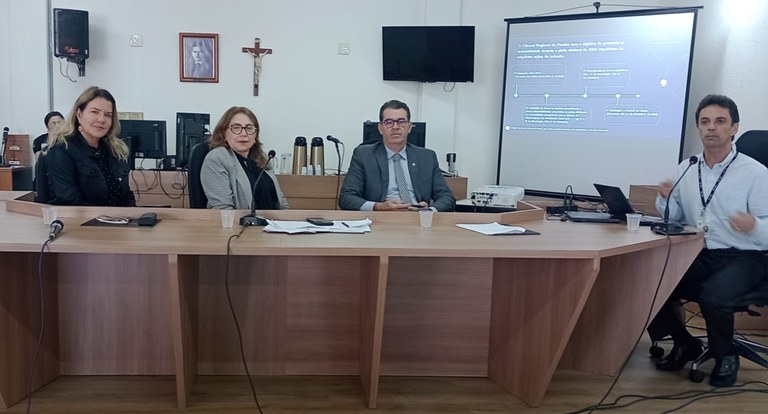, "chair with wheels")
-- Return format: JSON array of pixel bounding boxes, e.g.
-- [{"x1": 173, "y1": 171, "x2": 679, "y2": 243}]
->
[
  {"x1": 187, "y1": 141, "x2": 210, "y2": 209},
  {"x1": 688, "y1": 277, "x2": 768, "y2": 382}
]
